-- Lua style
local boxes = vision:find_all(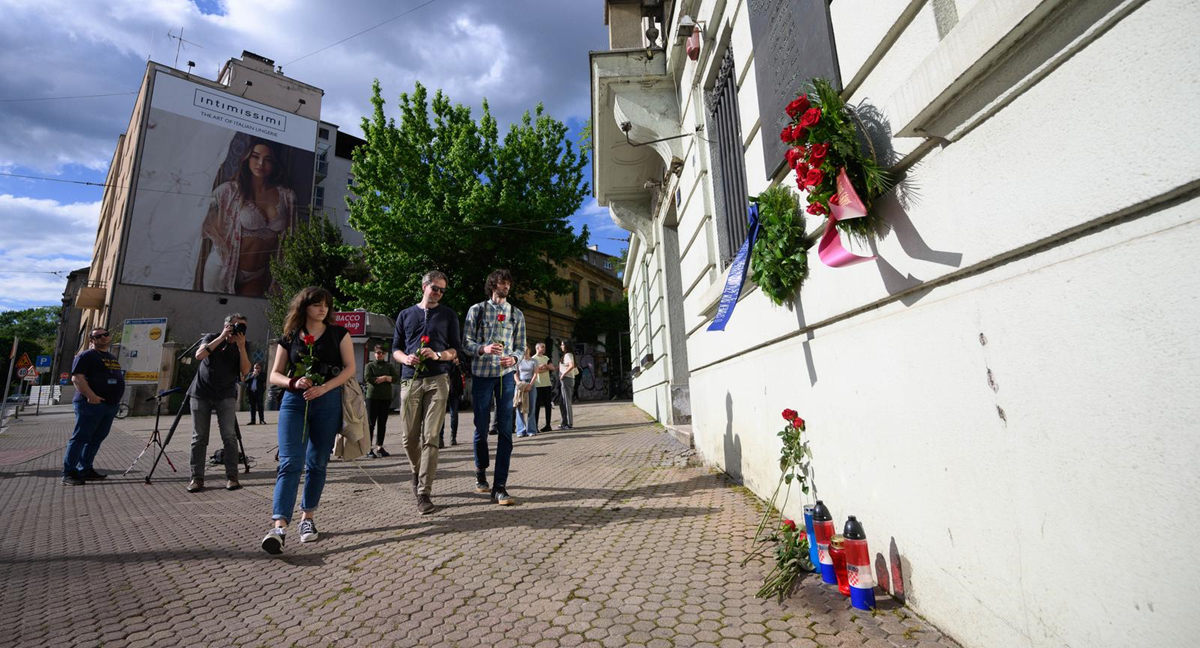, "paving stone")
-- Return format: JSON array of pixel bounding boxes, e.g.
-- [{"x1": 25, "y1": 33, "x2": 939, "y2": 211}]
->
[{"x1": 0, "y1": 402, "x2": 959, "y2": 648}]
